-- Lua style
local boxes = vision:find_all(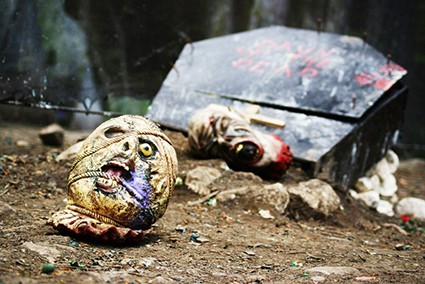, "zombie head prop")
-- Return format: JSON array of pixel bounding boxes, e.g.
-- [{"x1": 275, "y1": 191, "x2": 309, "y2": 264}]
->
[
  {"x1": 188, "y1": 105, "x2": 292, "y2": 179},
  {"x1": 48, "y1": 115, "x2": 178, "y2": 243}
]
